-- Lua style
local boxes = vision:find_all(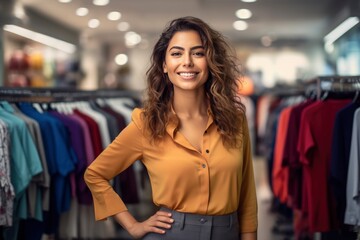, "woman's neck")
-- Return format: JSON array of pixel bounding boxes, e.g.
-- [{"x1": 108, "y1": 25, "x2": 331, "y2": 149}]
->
[{"x1": 172, "y1": 89, "x2": 208, "y2": 118}]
